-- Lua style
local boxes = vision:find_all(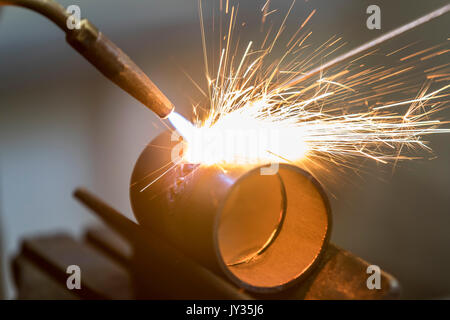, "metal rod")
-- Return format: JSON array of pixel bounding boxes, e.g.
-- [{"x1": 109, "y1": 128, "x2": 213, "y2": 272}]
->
[
  {"x1": 287, "y1": 3, "x2": 450, "y2": 86},
  {"x1": 73, "y1": 188, "x2": 140, "y2": 241}
]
